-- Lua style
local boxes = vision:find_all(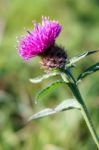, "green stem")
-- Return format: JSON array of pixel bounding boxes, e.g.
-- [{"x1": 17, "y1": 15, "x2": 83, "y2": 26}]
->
[{"x1": 62, "y1": 71, "x2": 99, "y2": 149}]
